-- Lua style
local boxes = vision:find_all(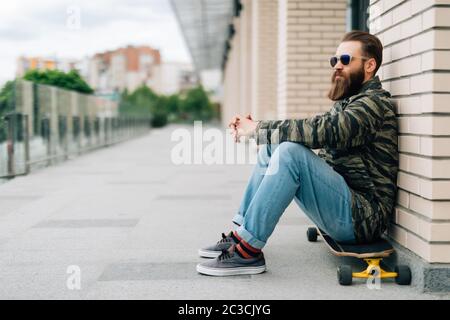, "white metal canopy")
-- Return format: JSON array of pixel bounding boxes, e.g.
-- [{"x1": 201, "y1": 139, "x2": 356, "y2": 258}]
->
[{"x1": 170, "y1": 0, "x2": 235, "y2": 72}]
